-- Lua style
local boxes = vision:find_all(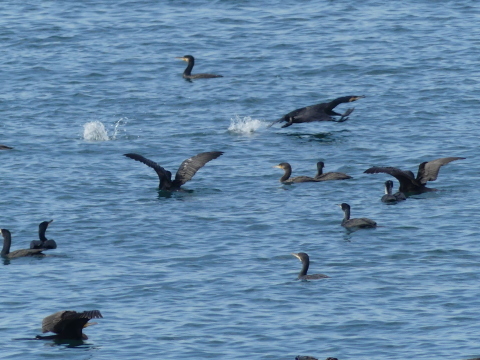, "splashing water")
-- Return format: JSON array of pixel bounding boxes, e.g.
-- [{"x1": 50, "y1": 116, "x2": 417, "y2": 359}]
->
[
  {"x1": 228, "y1": 115, "x2": 265, "y2": 134},
  {"x1": 83, "y1": 121, "x2": 109, "y2": 141},
  {"x1": 83, "y1": 118, "x2": 128, "y2": 141}
]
